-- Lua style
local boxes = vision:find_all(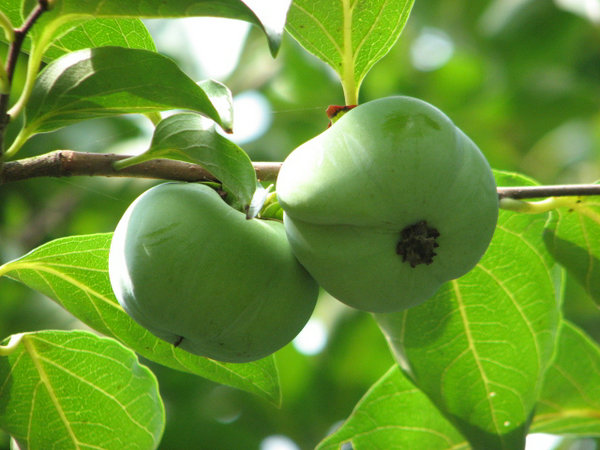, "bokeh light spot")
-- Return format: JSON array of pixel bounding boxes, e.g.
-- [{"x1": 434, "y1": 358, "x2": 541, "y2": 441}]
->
[
  {"x1": 410, "y1": 28, "x2": 454, "y2": 71},
  {"x1": 260, "y1": 435, "x2": 300, "y2": 450},
  {"x1": 227, "y1": 91, "x2": 272, "y2": 145},
  {"x1": 293, "y1": 318, "x2": 328, "y2": 355}
]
